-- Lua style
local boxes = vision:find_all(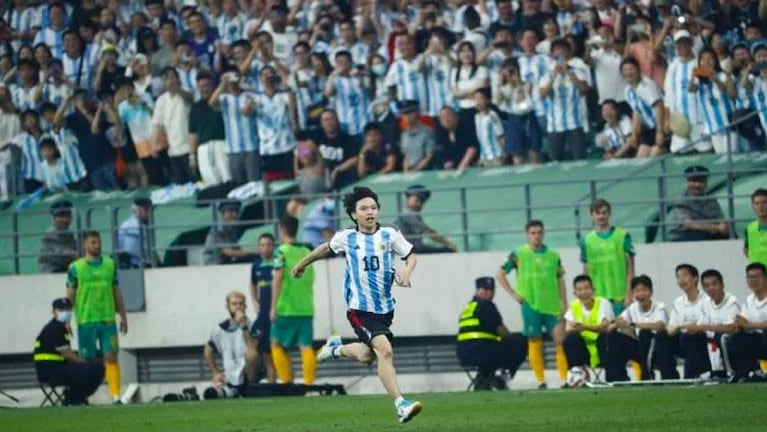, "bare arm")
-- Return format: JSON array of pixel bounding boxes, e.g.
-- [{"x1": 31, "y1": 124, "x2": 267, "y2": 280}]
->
[
  {"x1": 635, "y1": 320, "x2": 666, "y2": 332},
  {"x1": 456, "y1": 147, "x2": 477, "y2": 171},
  {"x1": 209, "y1": 81, "x2": 225, "y2": 108},
  {"x1": 412, "y1": 151, "x2": 434, "y2": 172},
  {"x1": 421, "y1": 226, "x2": 456, "y2": 252},
  {"x1": 113, "y1": 284, "x2": 128, "y2": 334},
  {"x1": 558, "y1": 270, "x2": 567, "y2": 314},
  {"x1": 270, "y1": 267, "x2": 284, "y2": 321},
  {"x1": 495, "y1": 267, "x2": 523, "y2": 303},
  {"x1": 292, "y1": 242, "x2": 334, "y2": 277},
  {"x1": 380, "y1": 152, "x2": 397, "y2": 174},
  {"x1": 203, "y1": 344, "x2": 223, "y2": 379},
  {"x1": 625, "y1": 253, "x2": 635, "y2": 306},
  {"x1": 324, "y1": 72, "x2": 337, "y2": 98}
]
